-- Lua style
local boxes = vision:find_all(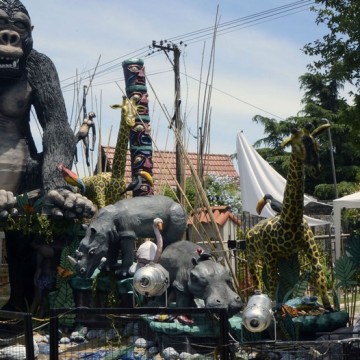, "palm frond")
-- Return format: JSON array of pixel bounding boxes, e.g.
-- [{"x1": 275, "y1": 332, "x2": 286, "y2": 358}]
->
[
  {"x1": 334, "y1": 256, "x2": 357, "y2": 289},
  {"x1": 345, "y1": 234, "x2": 360, "y2": 268}
]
